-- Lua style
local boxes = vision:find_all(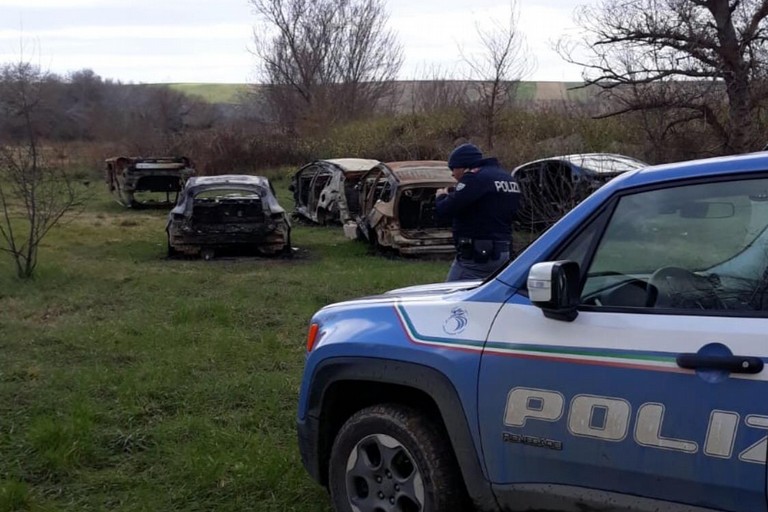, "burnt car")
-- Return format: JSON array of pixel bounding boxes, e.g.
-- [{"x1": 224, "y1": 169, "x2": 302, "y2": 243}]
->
[
  {"x1": 105, "y1": 156, "x2": 195, "y2": 207},
  {"x1": 511, "y1": 152, "x2": 647, "y2": 233},
  {"x1": 166, "y1": 175, "x2": 291, "y2": 260},
  {"x1": 350, "y1": 161, "x2": 455, "y2": 255},
  {"x1": 290, "y1": 158, "x2": 380, "y2": 225}
]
